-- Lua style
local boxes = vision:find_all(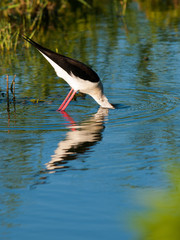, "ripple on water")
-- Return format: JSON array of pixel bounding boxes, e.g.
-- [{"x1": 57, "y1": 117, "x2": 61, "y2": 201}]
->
[
  {"x1": 0, "y1": 102, "x2": 66, "y2": 132},
  {"x1": 109, "y1": 88, "x2": 178, "y2": 125},
  {"x1": 0, "y1": 88, "x2": 178, "y2": 132}
]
